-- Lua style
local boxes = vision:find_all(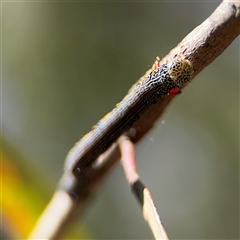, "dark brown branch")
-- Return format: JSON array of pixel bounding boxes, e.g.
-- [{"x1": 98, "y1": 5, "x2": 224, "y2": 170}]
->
[{"x1": 29, "y1": 1, "x2": 240, "y2": 239}]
